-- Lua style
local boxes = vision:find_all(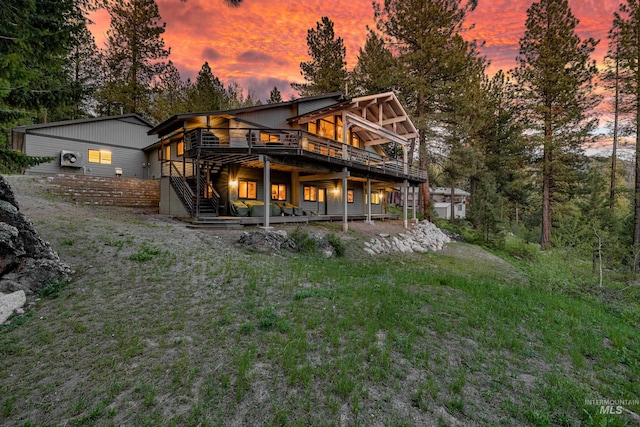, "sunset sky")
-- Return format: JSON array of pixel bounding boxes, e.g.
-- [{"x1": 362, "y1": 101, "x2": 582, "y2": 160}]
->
[{"x1": 88, "y1": 0, "x2": 621, "y2": 103}]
